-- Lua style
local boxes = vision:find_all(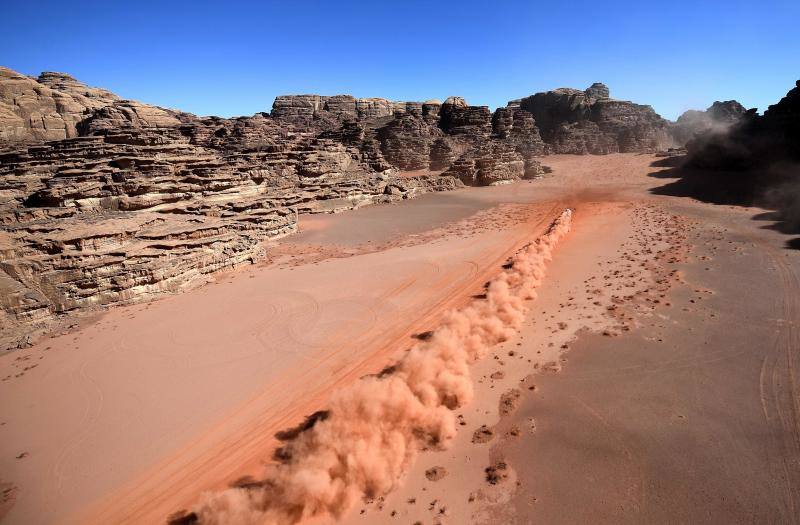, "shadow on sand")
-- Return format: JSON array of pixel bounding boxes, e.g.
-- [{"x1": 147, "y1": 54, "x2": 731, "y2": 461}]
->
[{"x1": 648, "y1": 156, "x2": 800, "y2": 249}]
